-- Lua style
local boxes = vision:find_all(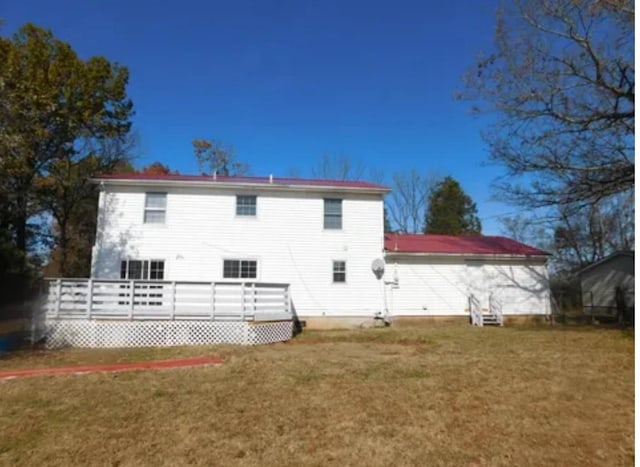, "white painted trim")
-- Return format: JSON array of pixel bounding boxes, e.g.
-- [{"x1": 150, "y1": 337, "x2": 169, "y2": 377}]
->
[{"x1": 93, "y1": 178, "x2": 390, "y2": 195}]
